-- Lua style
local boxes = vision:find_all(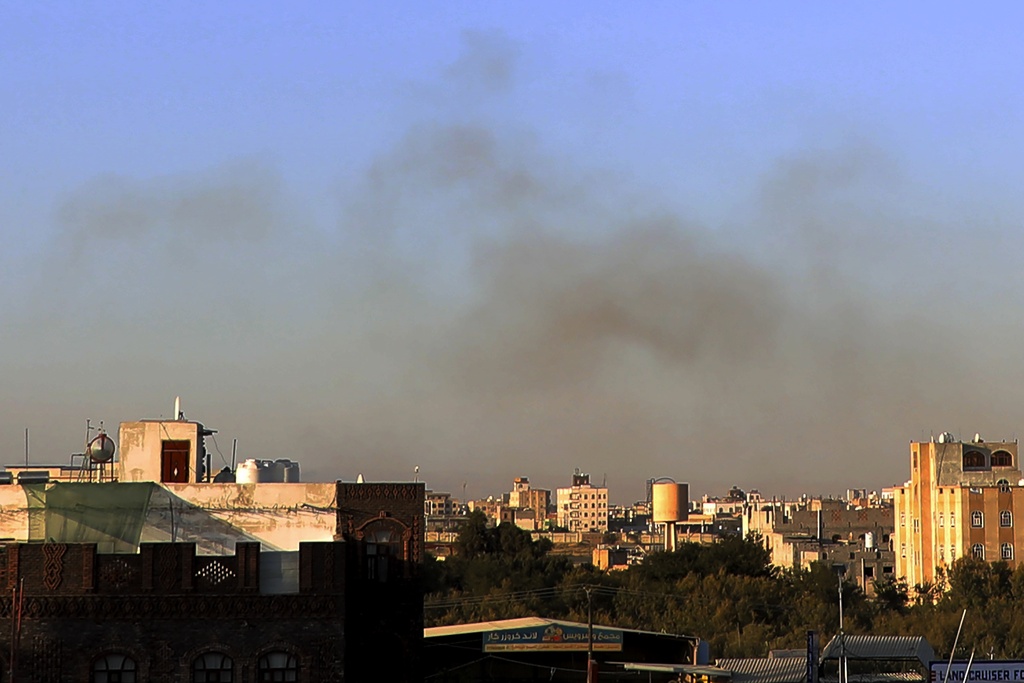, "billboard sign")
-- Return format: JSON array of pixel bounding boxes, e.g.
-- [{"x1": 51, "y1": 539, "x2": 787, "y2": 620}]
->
[
  {"x1": 930, "y1": 661, "x2": 1024, "y2": 683},
  {"x1": 483, "y1": 623, "x2": 624, "y2": 652}
]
